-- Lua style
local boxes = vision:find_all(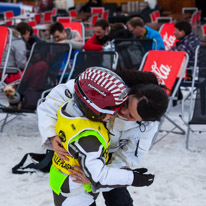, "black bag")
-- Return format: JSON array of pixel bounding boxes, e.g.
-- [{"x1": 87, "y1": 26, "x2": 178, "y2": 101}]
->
[
  {"x1": 115, "y1": 40, "x2": 145, "y2": 70},
  {"x1": 12, "y1": 150, "x2": 54, "y2": 174},
  {"x1": 21, "y1": 87, "x2": 42, "y2": 110}
]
